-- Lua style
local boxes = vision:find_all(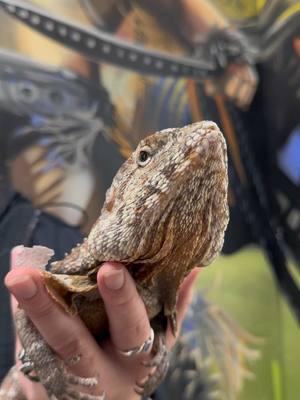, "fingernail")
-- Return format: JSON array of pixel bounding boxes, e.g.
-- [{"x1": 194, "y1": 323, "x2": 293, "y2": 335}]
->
[
  {"x1": 5, "y1": 275, "x2": 37, "y2": 300},
  {"x1": 103, "y1": 268, "x2": 125, "y2": 290}
]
